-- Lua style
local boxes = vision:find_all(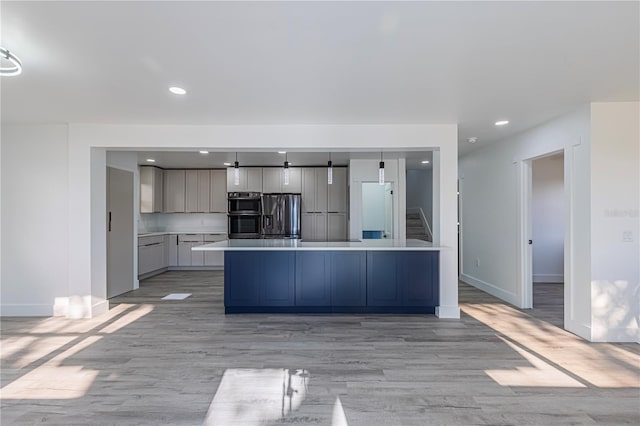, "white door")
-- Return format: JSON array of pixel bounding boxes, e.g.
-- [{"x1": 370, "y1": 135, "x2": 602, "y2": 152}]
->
[{"x1": 107, "y1": 167, "x2": 134, "y2": 298}]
